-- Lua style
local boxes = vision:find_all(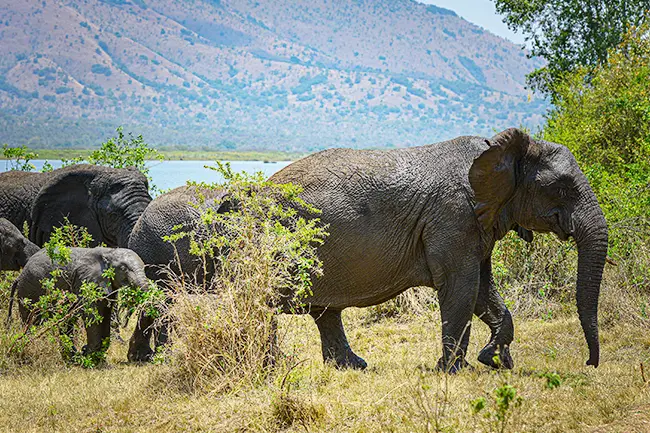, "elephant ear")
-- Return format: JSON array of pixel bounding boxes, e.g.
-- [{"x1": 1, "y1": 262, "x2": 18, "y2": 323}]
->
[
  {"x1": 469, "y1": 128, "x2": 531, "y2": 233},
  {"x1": 30, "y1": 169, "x2": 102, "y2": 246}
]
